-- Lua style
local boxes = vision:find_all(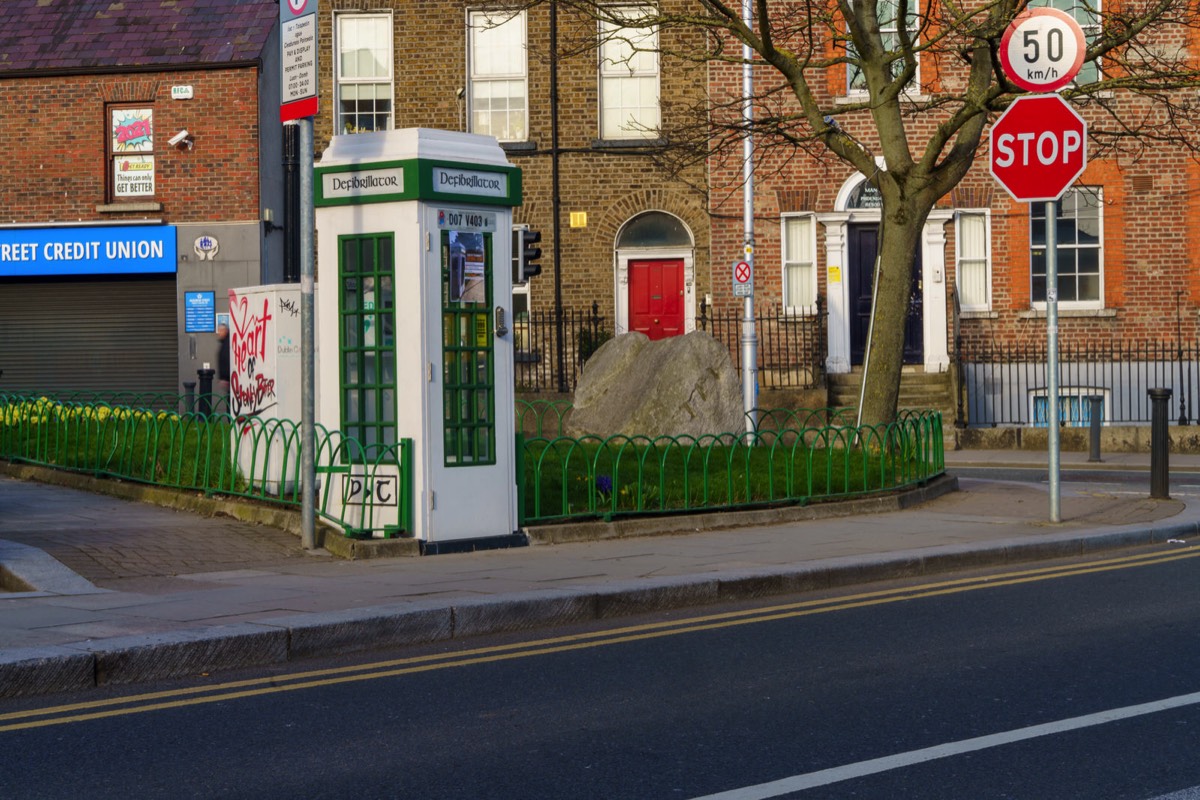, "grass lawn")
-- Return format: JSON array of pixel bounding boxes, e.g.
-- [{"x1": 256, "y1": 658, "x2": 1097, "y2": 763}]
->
[{"x1": 522, "y1": 425, "x2": 941, "y2": 521}]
